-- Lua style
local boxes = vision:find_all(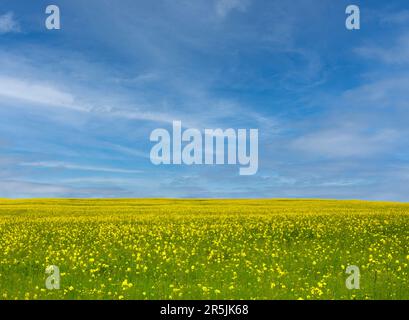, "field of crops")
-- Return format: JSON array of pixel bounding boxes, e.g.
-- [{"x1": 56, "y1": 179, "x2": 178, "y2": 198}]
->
[{"x1": 0, "y1": 198, "x2": 409, "y2": 300}]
